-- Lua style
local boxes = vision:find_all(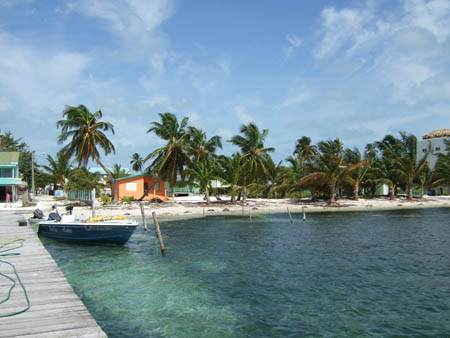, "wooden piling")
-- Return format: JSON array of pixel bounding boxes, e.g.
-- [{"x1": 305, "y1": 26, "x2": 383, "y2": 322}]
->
[
  {"x1": 302, "y1": 206, "x2": 306, "y2": 222},
  {"x1": 139, "y1": 202, "x2": 147, "y2": 231},
  {"x1": 203, "y1": 207, "x2": 205, "y2": 217},
  {"x1": 152, "y1": 211, "x2": 166, "y2": 256},
  {"x1": 242, "y1": 204, "x2": 244, "y2": 215},
  {"x1": 287, "y1": 207, "x2": 293, "y2": 223},
  {"x1": 249, "y1": 209, "x2": 252, "y2": 223}
]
